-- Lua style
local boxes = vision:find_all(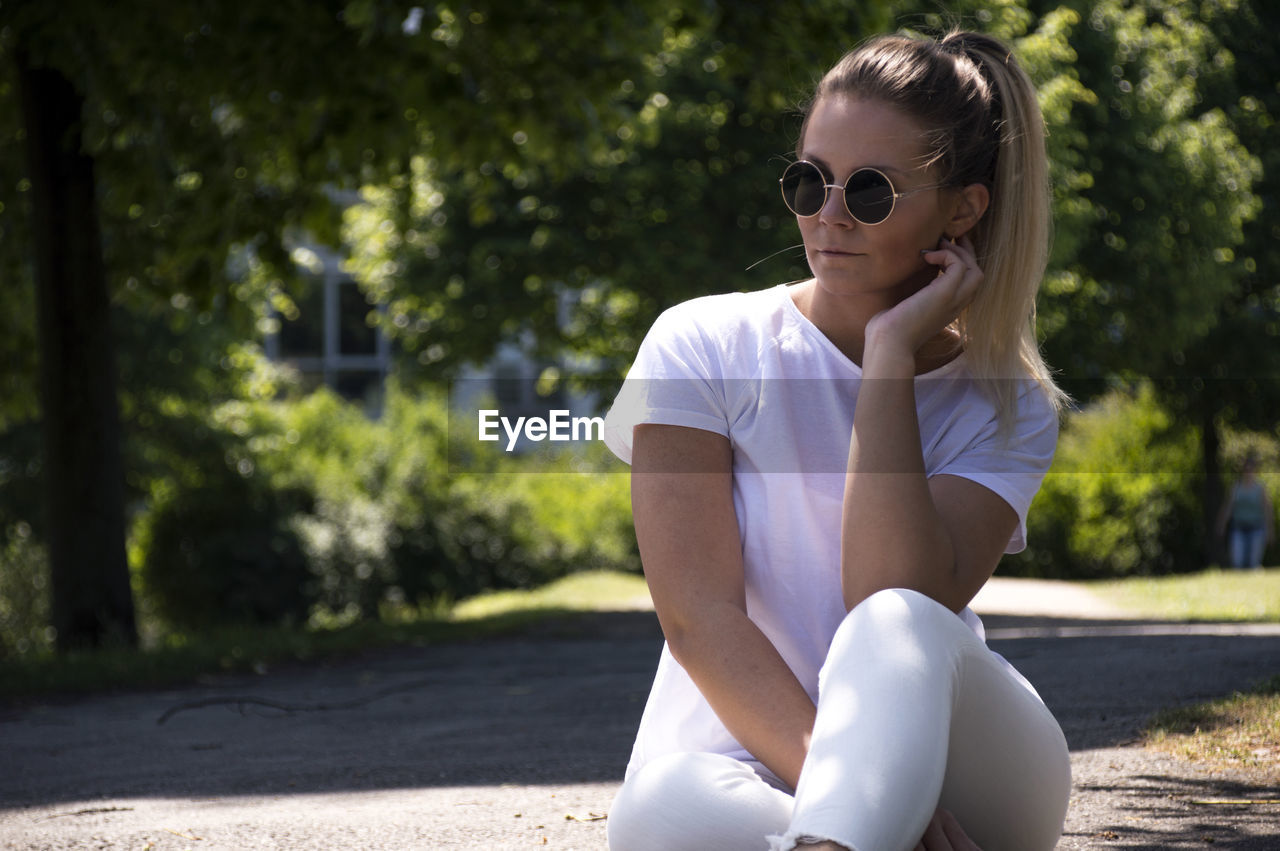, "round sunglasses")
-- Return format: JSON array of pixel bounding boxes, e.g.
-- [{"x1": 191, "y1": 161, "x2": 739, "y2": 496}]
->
[{"x1": 779, "y1": 160, "x2": 943, "y2": 225}]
